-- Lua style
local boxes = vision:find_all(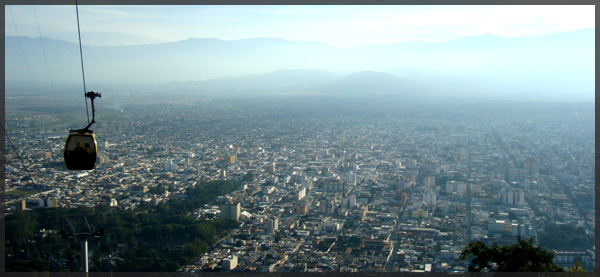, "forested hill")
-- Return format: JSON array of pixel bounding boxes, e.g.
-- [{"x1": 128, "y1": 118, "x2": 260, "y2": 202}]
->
[{"x1": 6, "y1": 179, "x2": 241, "y2": 272}]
